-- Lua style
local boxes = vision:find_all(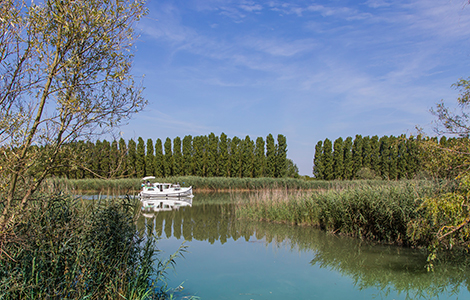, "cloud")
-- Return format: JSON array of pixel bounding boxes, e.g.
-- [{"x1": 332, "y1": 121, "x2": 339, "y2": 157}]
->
[{"x1": 365, "y1": 0, "x2": 391, "y2": 9}]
